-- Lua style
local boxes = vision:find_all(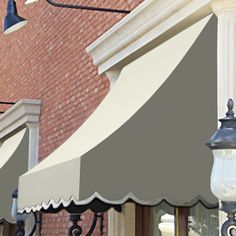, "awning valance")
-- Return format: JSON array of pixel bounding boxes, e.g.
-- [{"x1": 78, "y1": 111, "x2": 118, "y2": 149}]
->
[
  {"x1": 0, "y1": 128, "x2": 28, "y2": 222},
  {"x1": 18, "y1": 15, "x2": 218, "y2": 213}
]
